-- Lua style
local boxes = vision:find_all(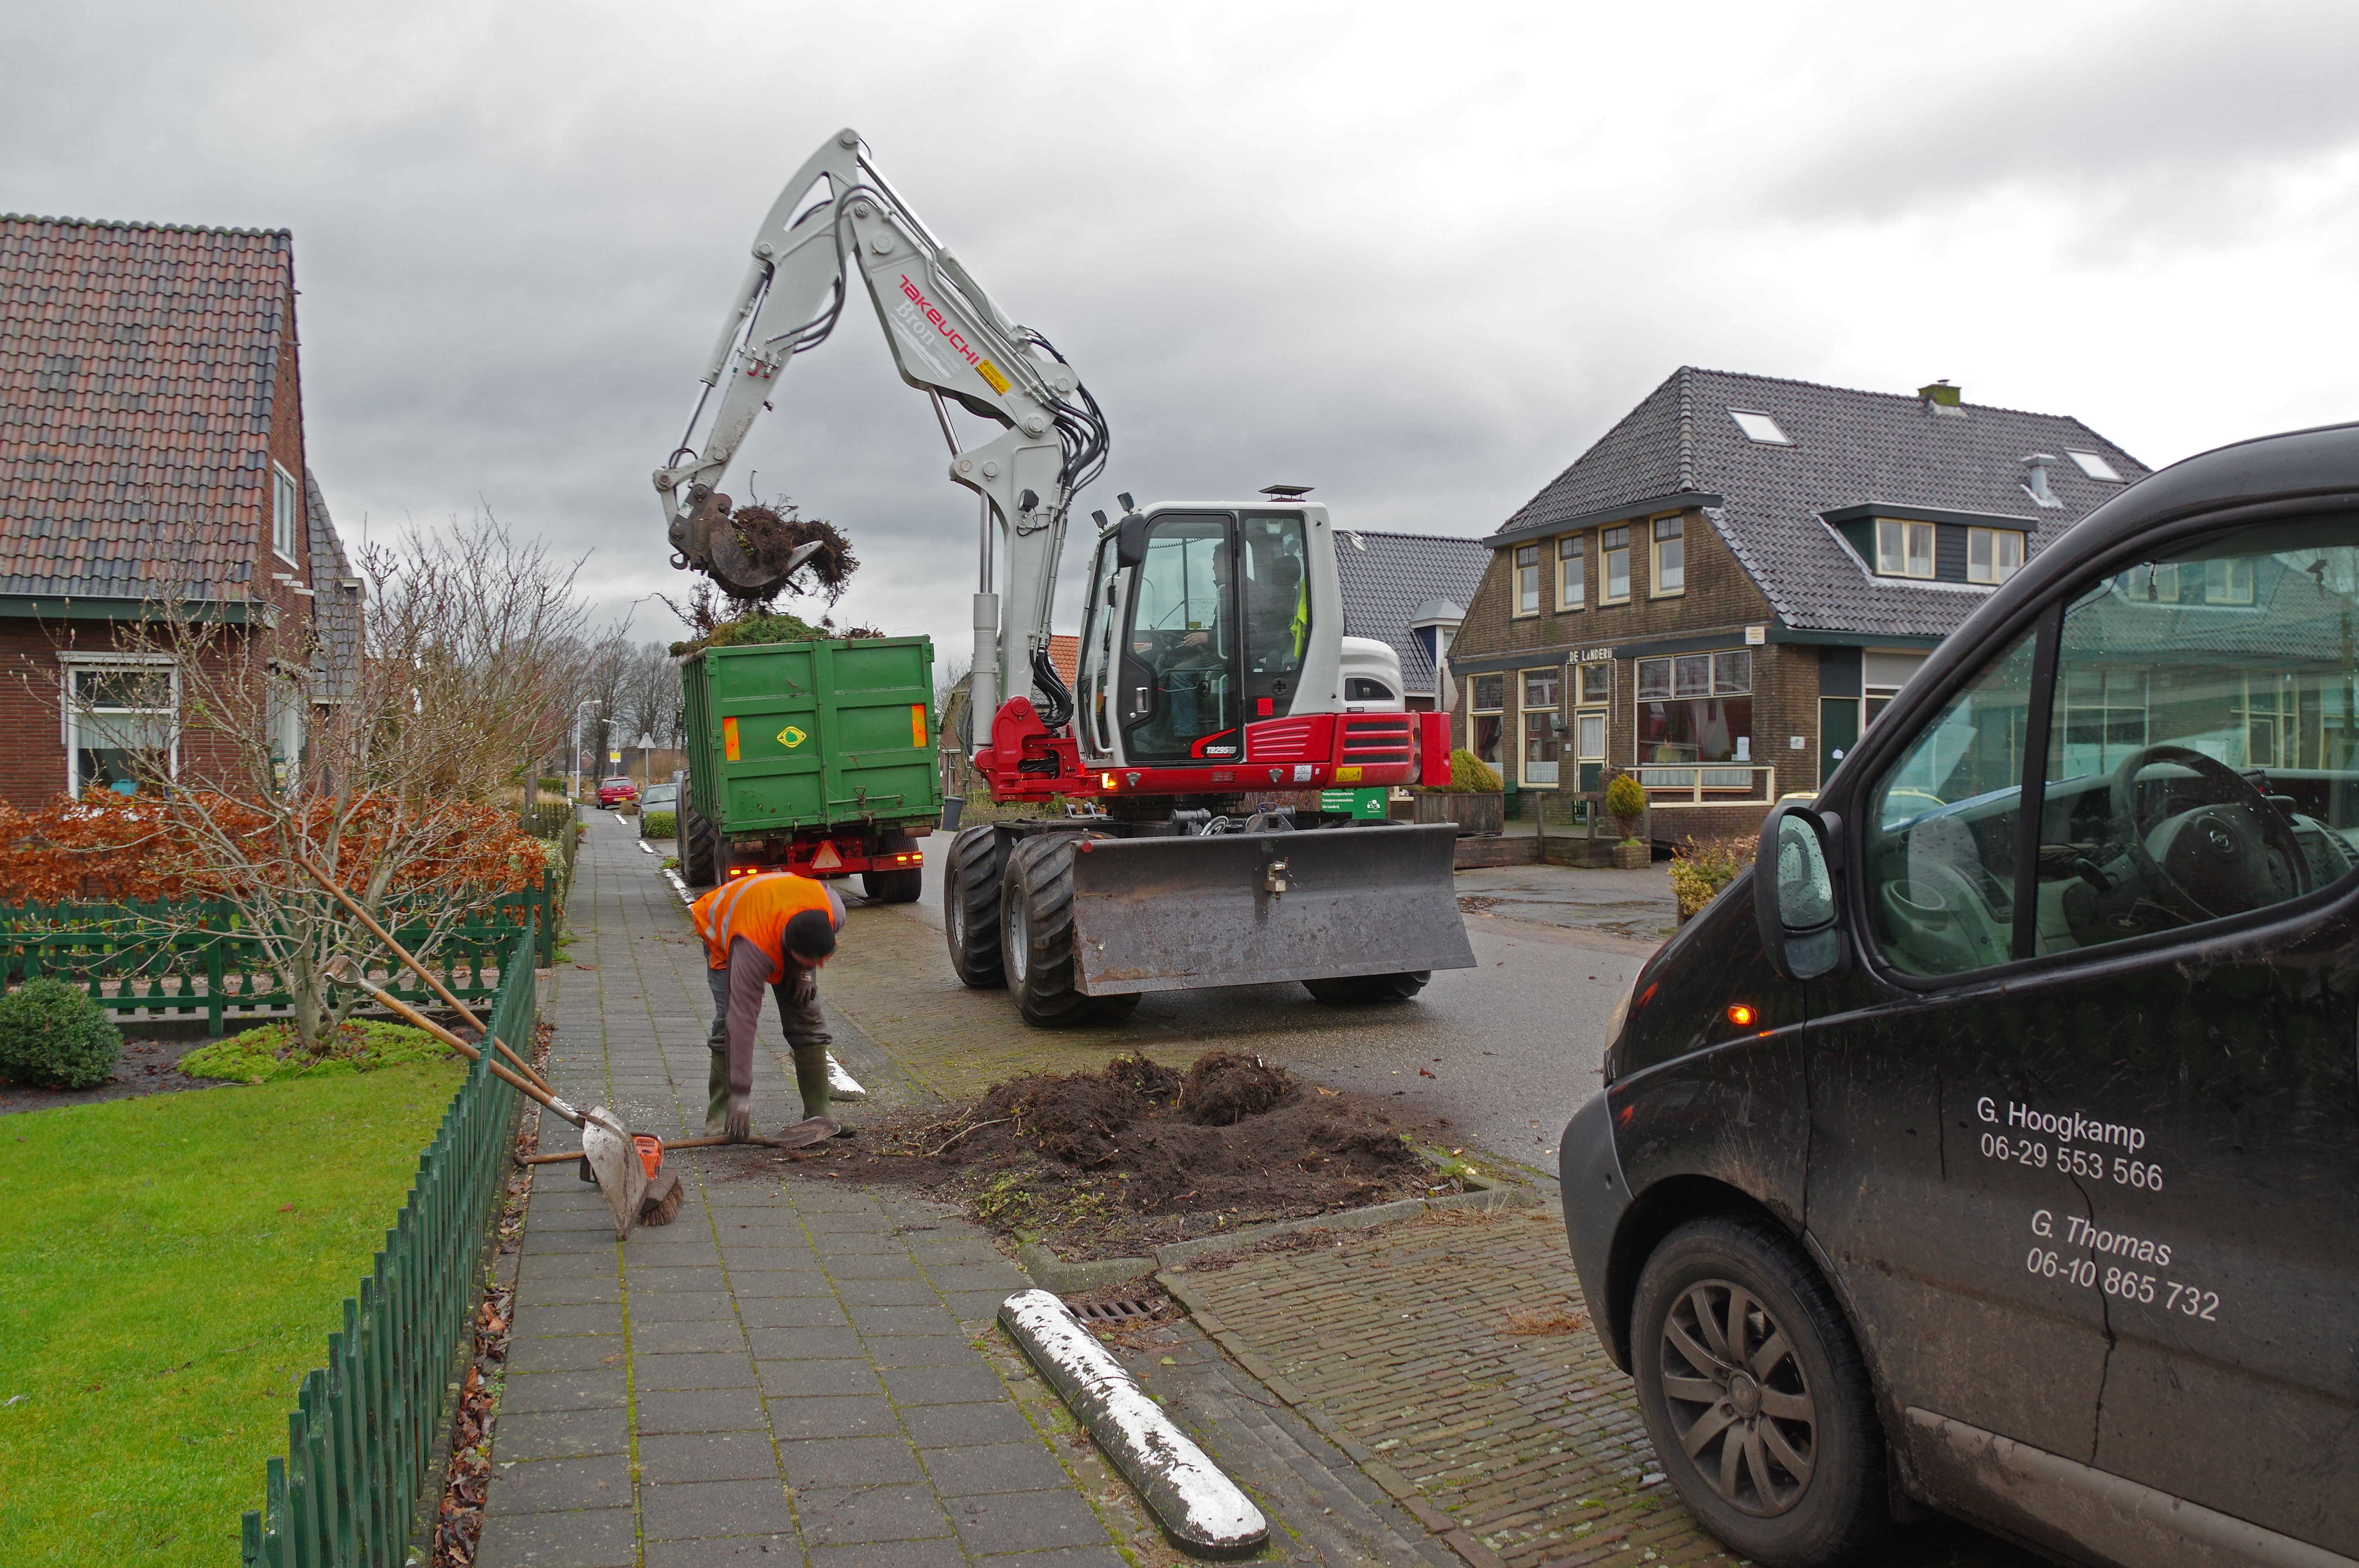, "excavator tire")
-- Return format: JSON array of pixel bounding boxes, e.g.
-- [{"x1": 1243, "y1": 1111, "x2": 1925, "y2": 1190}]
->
[
  {"x1": 680, "y1": 806, "x2": 719, "y2": 888},
  {"x1": 862, "y1": 835, "x2": 923, "y2": 904},
  {"x1": 944, "y1": 826, "x2": 1009, "y2": 988},
  {"x1": 1302, "y1": 971, "x2": 1431, "y2": 1005},
  {"x1": 1001, "y1": 831, "x2": 1140, "y2": 1028}
]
